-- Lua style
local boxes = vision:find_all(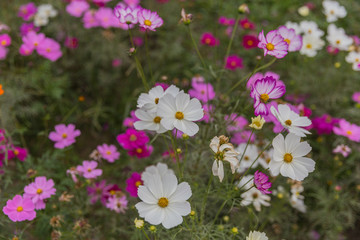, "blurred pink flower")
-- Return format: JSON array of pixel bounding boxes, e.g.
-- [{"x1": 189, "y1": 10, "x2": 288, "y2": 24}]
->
[
  {"x1": 48, "y1": 124, "x2": 81, "y2": 149},
  {"x1": 333, "y1": 144, "x2": 351, "y2": 157},
  {"x1": 333, "y1": 119, "x2": 360, "y2": 142},
  {"x1": 24, "y1": 176, "x2": 56, "y2": 210},
  {"x1": 239, "y1": 18, "x2": 255, "y2": 30},
  {"x1": 200, "y1": 32, "x2": 219, "y2": 47},
  {"x1": 138, "y1": 9, "x2": 164, "y2": 31},
  {"x1": 66, "y1": 1, "x2": 89, "y2": 17},
  {"x1": 352, "y1": 92, "x2": 360, "y2": 103},
  {"x1": 83, "y1": 10, "x2": 100, "y2": 29},
  {"x1": 123, "y1": 110, "x2": 139, "y2": 128},
  {"x1": 127, "y1": 145, "x2": 153, "y2": 158},
  {"x1": 201, "y1": 104, "x2": 214, "y2": 123},
  {"x1": 0, "y1": 34, "x2": 11, "y2": 47},
  {"x1": 19, "y1": 23, "x2": 40, "y2": 37},
  {"x1": 277, "y1": 26, "x2": 302, "y2": 52},
  {"x1": 18, "y1": 2, "x2": 37, "y2": 21},
  {"x1": 77, "y1": 160, "x2": 103, "y2": 179},
  {"x1": 243, "y1": 35, "x2": 259, "y2": 49},
  {"x1": 97, "y1": 144, "x2": 120, "y2": 163},
  {"x1": 312, "y1": 114, "x2": 340, "y2": 135},
  {"x1": 116, "y1": 128, "x2": 149, "y2": 150},
  {"x1": 3, "y1": 195, "x2": 36, "y2": 222},
  {"x1": 232, "y1": 130, "x2": 255, "y2": 145},
  {"x1": 87, "y1": 180, "x2": 112, "y2": 204},
  {"x1": 64, "y1": 37, "x2": 78, "y2": 49},
  {"x1": 0, "y1": 46, "x2": 8, "y2": 60},
  {"x1": 37, "y1": 38, "x2": 62, "y2": 61},
  {"x1": 224, "y1": 114, "x2": 248, "y2": 132},
  {"x1": 95, "y1": 7, "x2": 119, "y2": 29},
  {"x1": 225, "y1": 55, "x2": 243, "y2": 70},
  {"x1": 126, "y1": 172, "x2": 143, "y2": 197},
  {"x1": 188, "y1": 82, "x2": 215, "y2": 103},
  {"x1": 7, "y1": 147, "x2": 28, "y2": 161},
  {"x1": 106, "y1": 195, "x2": 128, "y2": 213},
  {"x1": 218, "y1": 16, "x2": 235, "y2": 26}
]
